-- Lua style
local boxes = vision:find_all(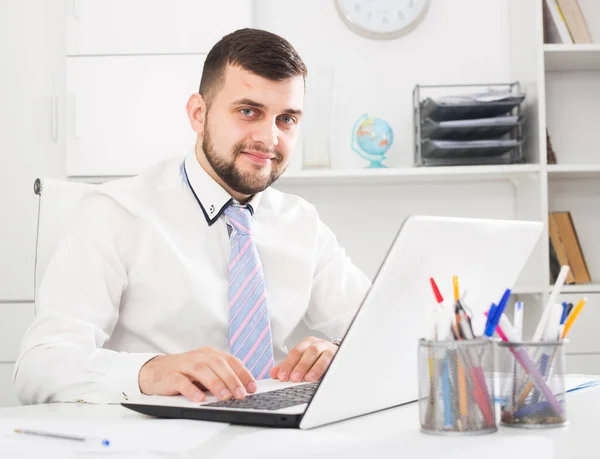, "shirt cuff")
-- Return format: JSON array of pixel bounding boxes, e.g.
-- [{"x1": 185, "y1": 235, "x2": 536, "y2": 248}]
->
[{"x1": 112, "y1": 352, "x2": 161, "y2": 402}]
